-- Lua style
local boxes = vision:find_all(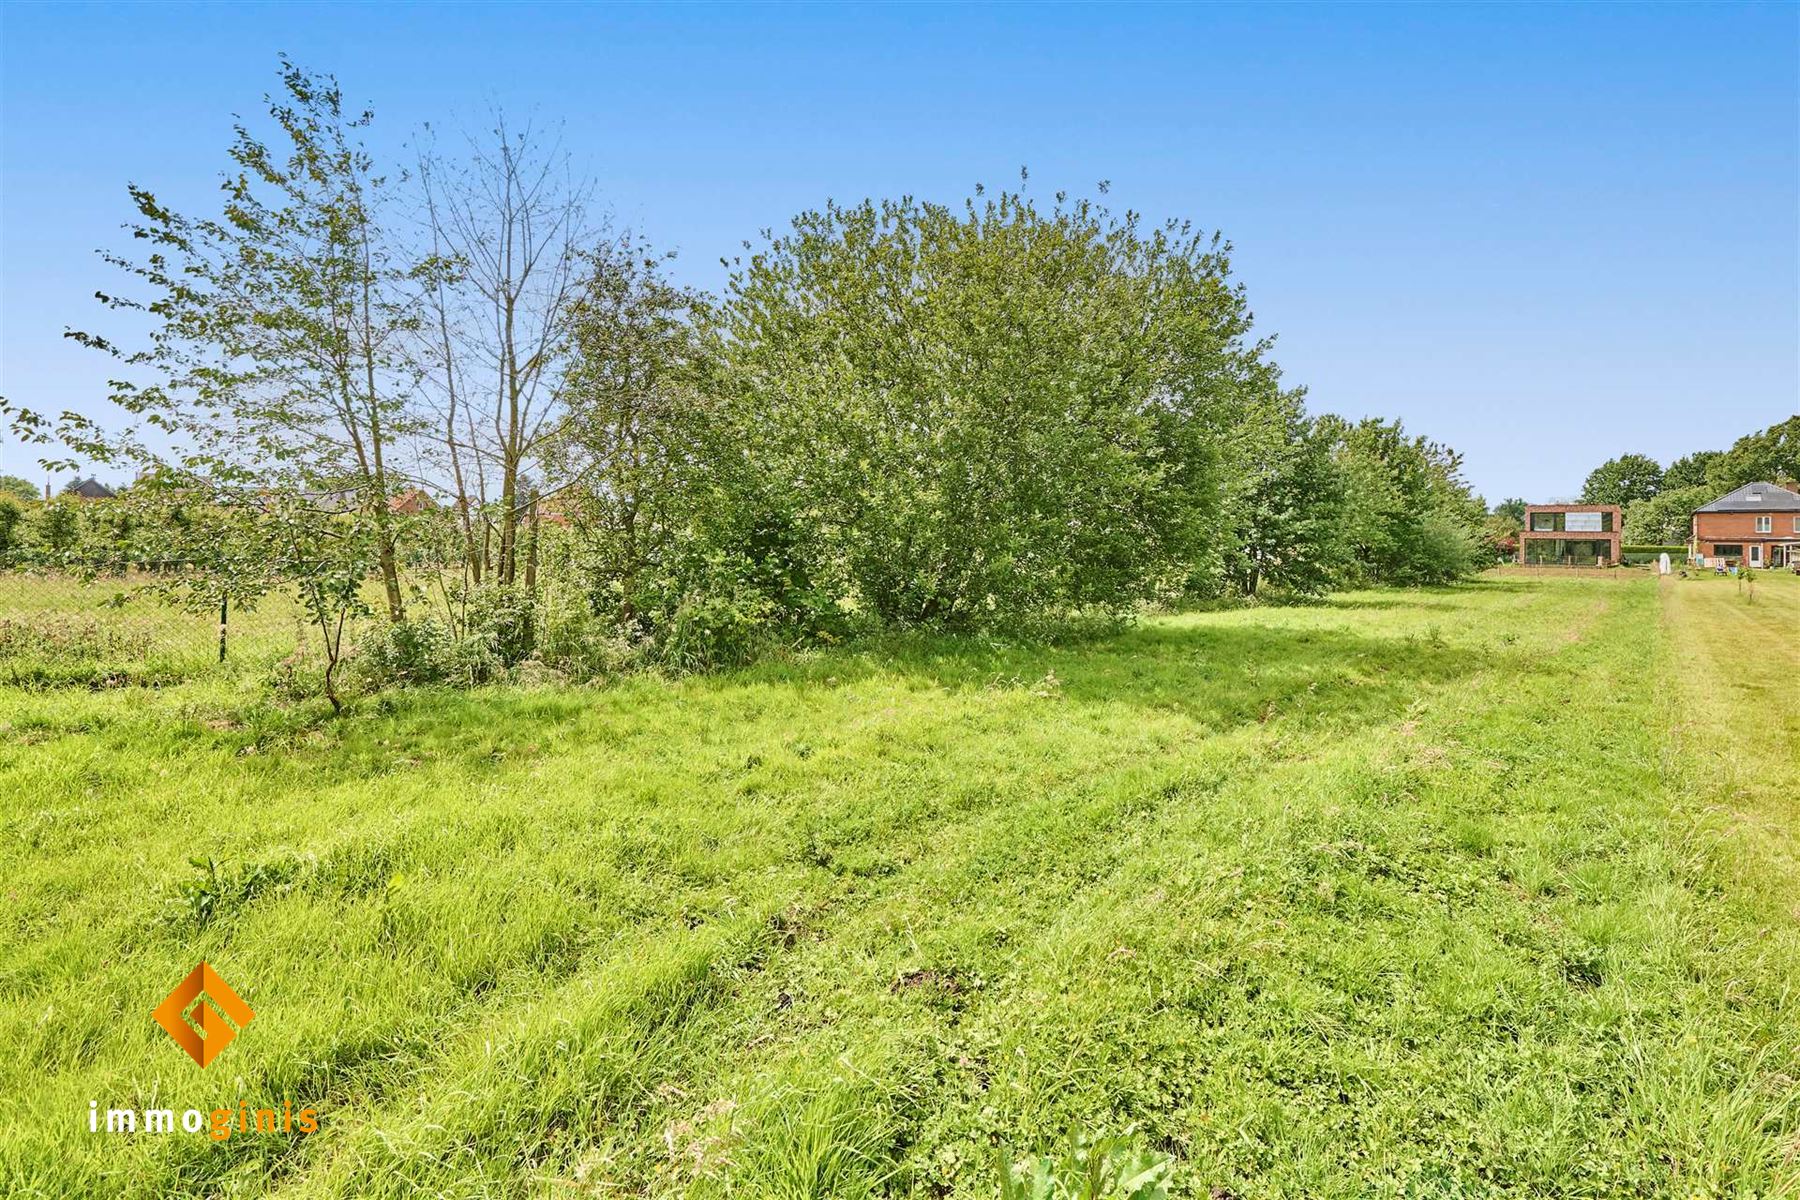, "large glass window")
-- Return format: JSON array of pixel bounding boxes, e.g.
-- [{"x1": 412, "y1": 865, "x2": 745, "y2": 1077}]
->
[
  {"x1": 1711, "y1": 544, "x2": 1743, "y2": 558},
  {"x1": 1526, "y1": 510, "x2": 1613, "y2": 533},
  {"x1": 1522, "y1": 539, "x2": 1613, "y2": 565}
]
